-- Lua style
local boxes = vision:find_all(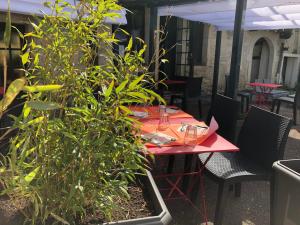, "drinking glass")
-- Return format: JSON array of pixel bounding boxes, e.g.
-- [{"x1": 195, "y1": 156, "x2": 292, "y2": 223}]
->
[
  {"x1": 184, "y1": 125, "x2": 198, "y2": 146},
  {"x1": 158, "y1": 112, "x2": 169, "y2": 131},
  {"x1": 158, "y1": 105, "x2": 167, "y2": 115}
]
